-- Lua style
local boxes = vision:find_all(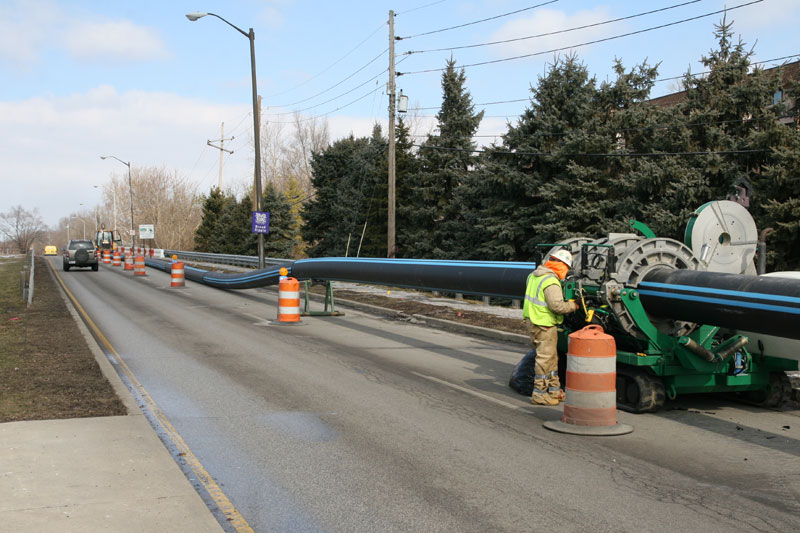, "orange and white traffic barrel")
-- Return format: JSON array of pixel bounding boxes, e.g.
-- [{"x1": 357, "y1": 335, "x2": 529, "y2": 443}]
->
[
  {"x1": 124, "y1": 252, "x2": 134, "y2": 271},
  {"x1": 102, "y1": 249, "x2": 111, "y2": 264},
  {"x1": 134, "y1": 255, "x2": 146, "y2": 276},
  {"x1": 112, "y1": 250, "x2": 121, "y2": 266},
  {"x1": 277, "y1": 276, "x2": 301, "y2": 323},
  {"x1": 544, "y1": 325, "x2": 632, "y2": 436},
  {"x1": 170, "y1": 261, "x2": 185, "y2": 288}
]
